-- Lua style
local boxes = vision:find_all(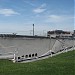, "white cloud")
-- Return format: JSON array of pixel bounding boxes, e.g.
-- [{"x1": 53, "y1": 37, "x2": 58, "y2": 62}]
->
[
  {"x1": 49, "y1": 15, "x2": 61, "y2": 19},
  {"x1": 24, "y1": 0, "x2": 36, "y2": 7},
  {"x1": 33, "y1": 3, "x2": 46, "y2": 13},
  {"x1": 46, "y1": 15, "x2": 73, "y2": 23},
  {"x1": 33, "y1": 8, "x2": 46, "y2": 13},
  {"x1": 48, "y1": 15, "x2": 62, "y2": 22},
  {"x1": 0, "y1": 9, "x2": 19, "y2": 16}
]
